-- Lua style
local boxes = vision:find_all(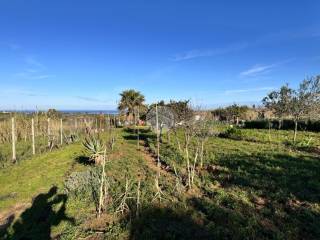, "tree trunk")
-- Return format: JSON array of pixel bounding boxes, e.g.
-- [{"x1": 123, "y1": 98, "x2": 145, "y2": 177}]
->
[
  {"x1": 200, "y1": 141, "x2": 204, "y2": 168},
  {"x1": 137, "y1": 107, "x2": 140, "y2": 149},
  {"x1": 278, "y1": 119, "x2": 282, "y2": 130},
  {"x1": 293, "y1": 120, "x2": 298, "y2": 143},
  {"x1": 268, "y1": 119, "x2": 271, "y2": 142},
  {"x1": 185, "y1": 143, "x2": 191, "y2": 188}
]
